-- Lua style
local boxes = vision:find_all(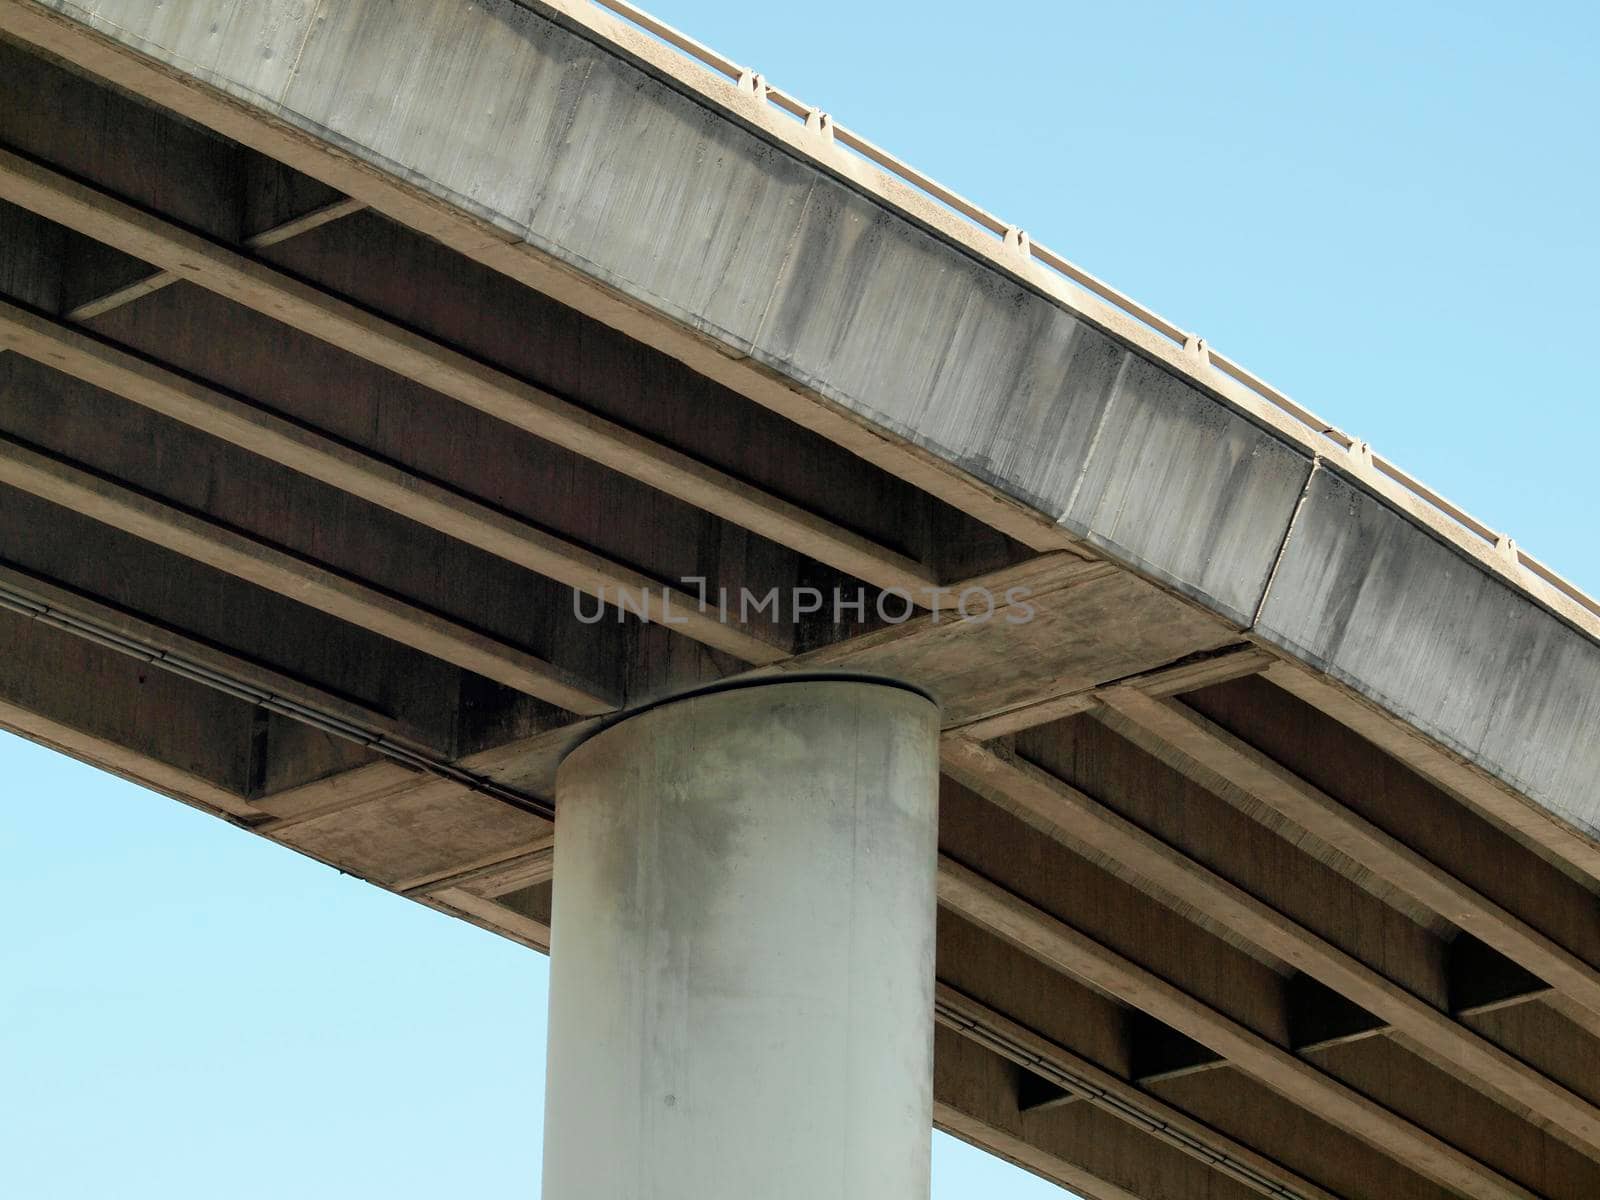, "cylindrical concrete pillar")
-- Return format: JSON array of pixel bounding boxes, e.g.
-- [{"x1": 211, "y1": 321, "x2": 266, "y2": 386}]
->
[{"x1": 541, "y1": 677, "x2": 940, "y2": 1200}]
